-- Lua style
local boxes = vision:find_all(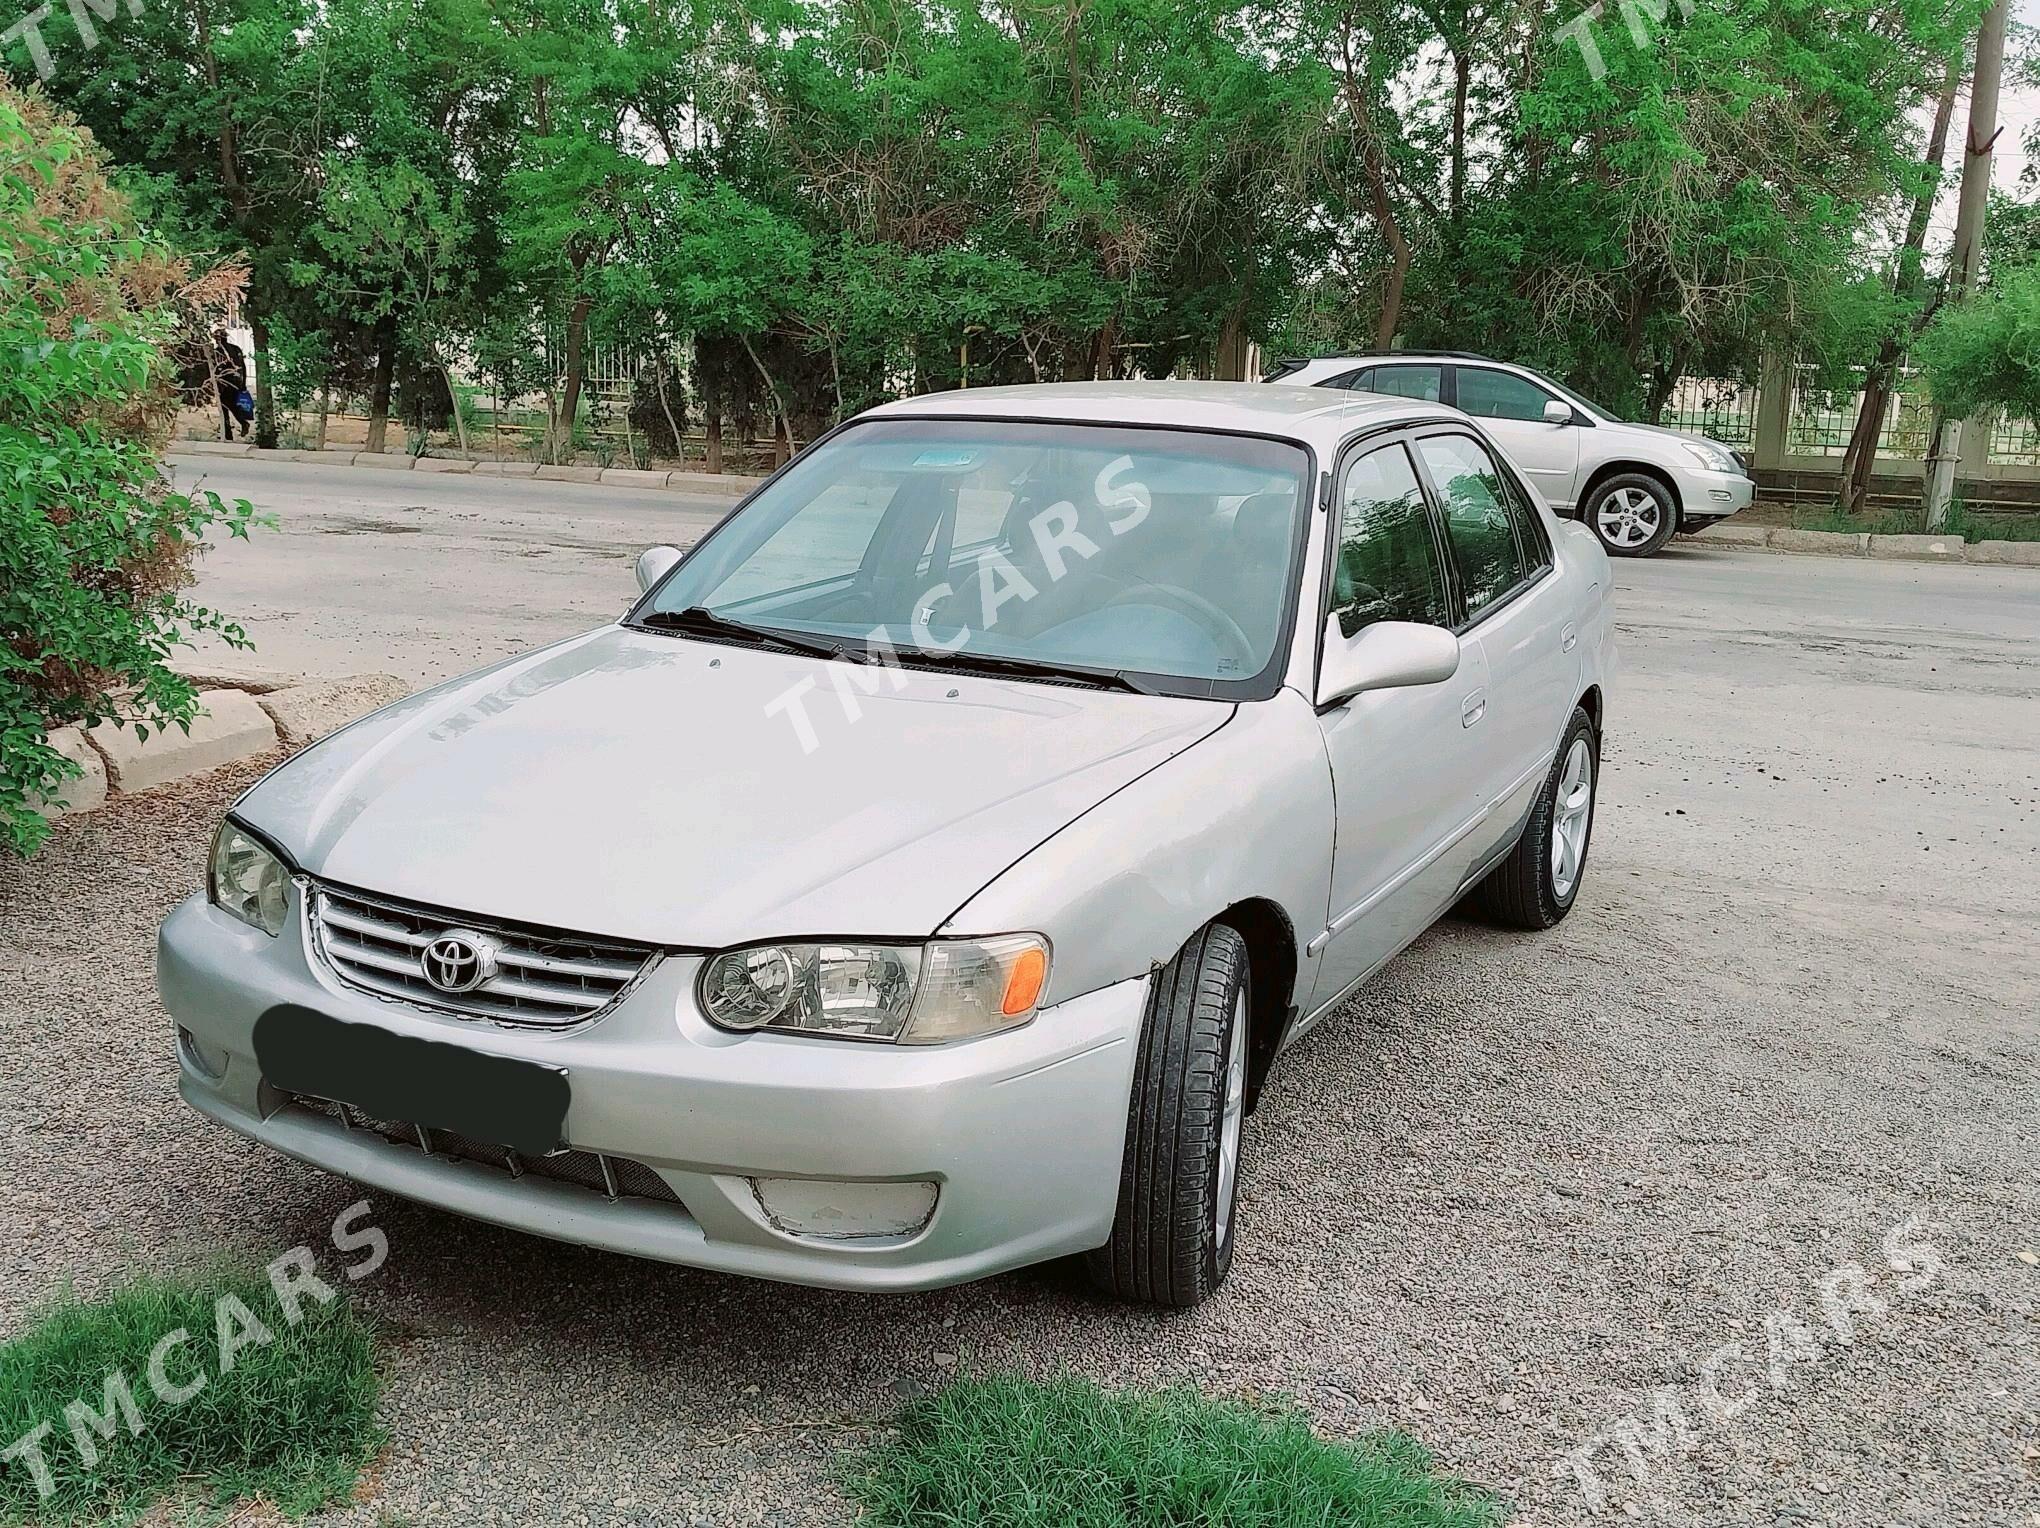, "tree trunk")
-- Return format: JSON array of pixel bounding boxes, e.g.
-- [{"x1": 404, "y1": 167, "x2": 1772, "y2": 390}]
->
[
  {"x1": 249, "y1": 314, "x2": 277, "y2": 449},
  {"x1": 315, "y1": 384, "x2": 330, "y2": 451},
  {"x1": 706, "y1": 412, "x2": 723, "y2": 474},
  {"x1": 1214, "y1": 306, "x2": 1249, "y2": 381},
  {"x1": 364, "y1": 316, "x2": 396, "y2": 455},
  {"x1": 1840, "y1": 55, "x2": 1961, "y2": 513},
  {"x1": 552, "y1": 295, "x2": 592, "y2": 464},
  {"x1": 738, "y1": 333, "x2": 793, "y2": 466},
  {"x1": 438, "y1": 353, "x2": 471, "y2": 456},
  {"x1": 655, "y1": 359, "x2": 683, "y2": 463},
  {"x1": 1338, "y1": 34, "x2": 1410, "y2": 348}
]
